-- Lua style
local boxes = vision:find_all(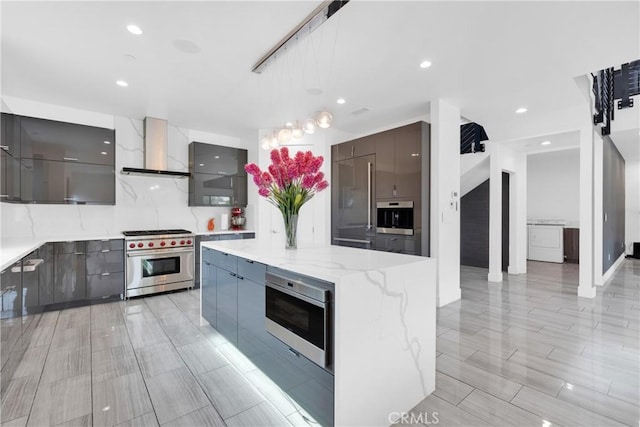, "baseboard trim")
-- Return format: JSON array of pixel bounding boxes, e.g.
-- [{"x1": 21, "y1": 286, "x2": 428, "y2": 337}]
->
[
  {"x1": 488, "y1": 272, "x2": 503, "y2": 283},
  {"x1": 597, "y1": 253, "x2": 626, "y2": 286}
]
